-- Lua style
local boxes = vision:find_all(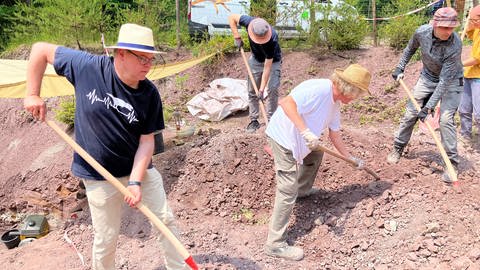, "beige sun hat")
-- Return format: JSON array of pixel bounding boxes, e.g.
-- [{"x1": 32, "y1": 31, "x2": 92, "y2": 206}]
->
[
  {"x1": 334, "y1": 64, "x2": 371, "y2": 94},
  {"x1": 247, "y1": 18, "x2": 272, "y2": 44},
  {"x1": 105, "y1": 23, "x2": 164, "y2": 54}
]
